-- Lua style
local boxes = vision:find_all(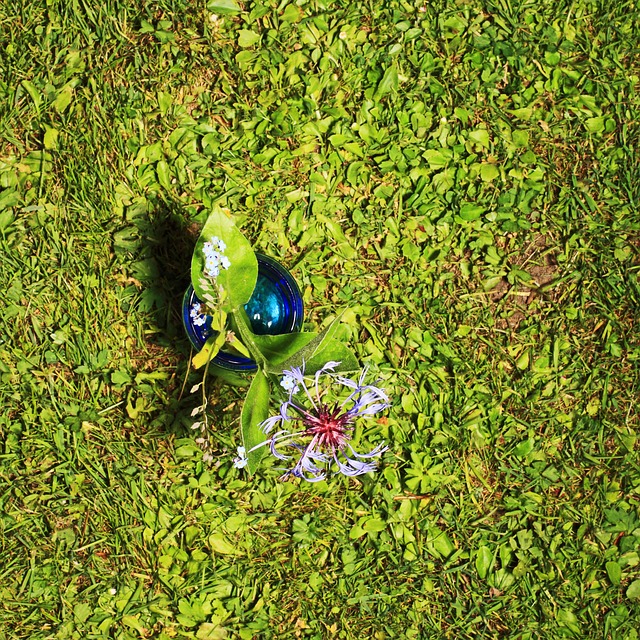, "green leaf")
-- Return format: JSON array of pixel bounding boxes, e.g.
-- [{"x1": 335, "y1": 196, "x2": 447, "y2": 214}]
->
[
  {"x1": 362, "y1": 517, "x2": 387, "y2": 533},
  {"x1": 21, "y1": 80, "x2": 41, "y2": 110},
  {"x1": 626, "y1": 579, "x2": 640, "y2": 599},
  {"x1": 606, "y1": 561, "x2": 622, "y2": 585},
  {"x1": 73, "y1": 602, "x2": 93, "y2": 623},
  {"x1": 305, "y1": 339, "x2": 360, "y2": 375},
  {"x1": 426, "y1": 525, "x2": 455, "y2": 559},
  {"x1": 0, "y1": 184, "x2": 20, "y2": 213},
  {"x1": 226, "y1": 332, "x2": 251, "y2": 359},
  {"x1": 432, "y1": 169, "x2": 454, "y2": 193},
  {"x1": 423, "y1": 148, "x2": 451, "y2": 169},
  {"x1": 193, "y1": 324, "x2": 227, "y2": 370},
  {"x1": 458, "y1": 203, "x2": 484, "y2": 221},
  {"x1": 197, "y1": 623, "x2": 229, "y2": 640},
  {"x1": 208, "y1": 363, "x2": 247, "y2": 386},
  {"x1": 585, "y1": 116, "x2": 605, "y2": 134},
  {"x1": 349, "y1": 523, "x2": 366, "y2": 539},
  {"x1": 374, "y1": 66, "x2": 398, "y2": 100},
  {"x1": 157, "y1": 91, "x2": 173, "y2": 115},
  {"x1": 545, "y1": 51, "x2": 561, "y2": 66},
  {"x1": 235, "y1": 50, "x2": 257, "y2": 69},
  {"x1": 512, "y1": 130, "x2": 529, "y2": 148},
  {"x1": 208, "y1": 532, "x2": 242, "y2": 555},
  {"x1": 515, "y1": 351, "x2": 530, "y2": 370},
  {"x1": 480, "y1": 163, "x2": 499, "y2": 182},
  {"x1": 468, "y1": 129, "x2": 490, "y2": 148},
  {"x1": 251, "y1": 332, "x2": 318, "y2": 367},
  {"x1": 238, "y1": 29, "x2": 261, "y2": 48},
  {"x1": 156, "y1": 160, "x2": 171, "y2": 190},
  {"x1": 191, "y1": 207, "x2": 258, "y2": 312},
  {"x1": 347, "y1": 161, "x2": 366, "y2": 186},
  {"x1": 175, "y1": 444, "x2": 203, "y2": 458},
  {"x1": 110, "y1": 370, "x2": 131, "y2": 386},
  {"x1": 241, "y1": 369, "x2": 270, "y2": 474},
  {"x1": 207, "y1": 0, "x2": 241, "y2": 14},
  {"x1": 514, "y1": 437, "x2": 534, "y2": 457},
  {"x1": 272, "y1": 313, "x2": 353, "y2": 374},
  {"x1": 329, "y1": 134, "x2": 348, "y2": 148},
  {"x1": 282, "y1": 4, "x2": 303, "y2": 23},
  {"x1": 284, "y1": 187, "x2": 308, "y2": 203},
  {"x1": 43, "y1": 126, "x2": 59, "y2": 150},
  {"x1": 507, "y1": 107, "x2": 533, "y2": 120},
  {"x1": 121, "y1": 616, "x2": 147, "y2": 633},
  {"x1": 53, "y1": 85, "x2": 74, "y2": 113},
  {"x1": 475, "y1": 545, "x2": 493, "y2": 579},
  {"x1": 0, "y1": 210, "x2": 15, "y2": 230},
  {"x1": 232, "y1": 308, "x2": 268, "y2": 368}
]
